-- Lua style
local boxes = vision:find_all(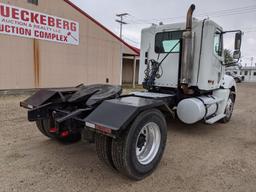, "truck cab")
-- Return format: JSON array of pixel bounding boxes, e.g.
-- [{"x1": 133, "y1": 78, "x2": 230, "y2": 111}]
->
[{"x1": 139, "y1": 19, "x2": 241, "y2": 92}]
